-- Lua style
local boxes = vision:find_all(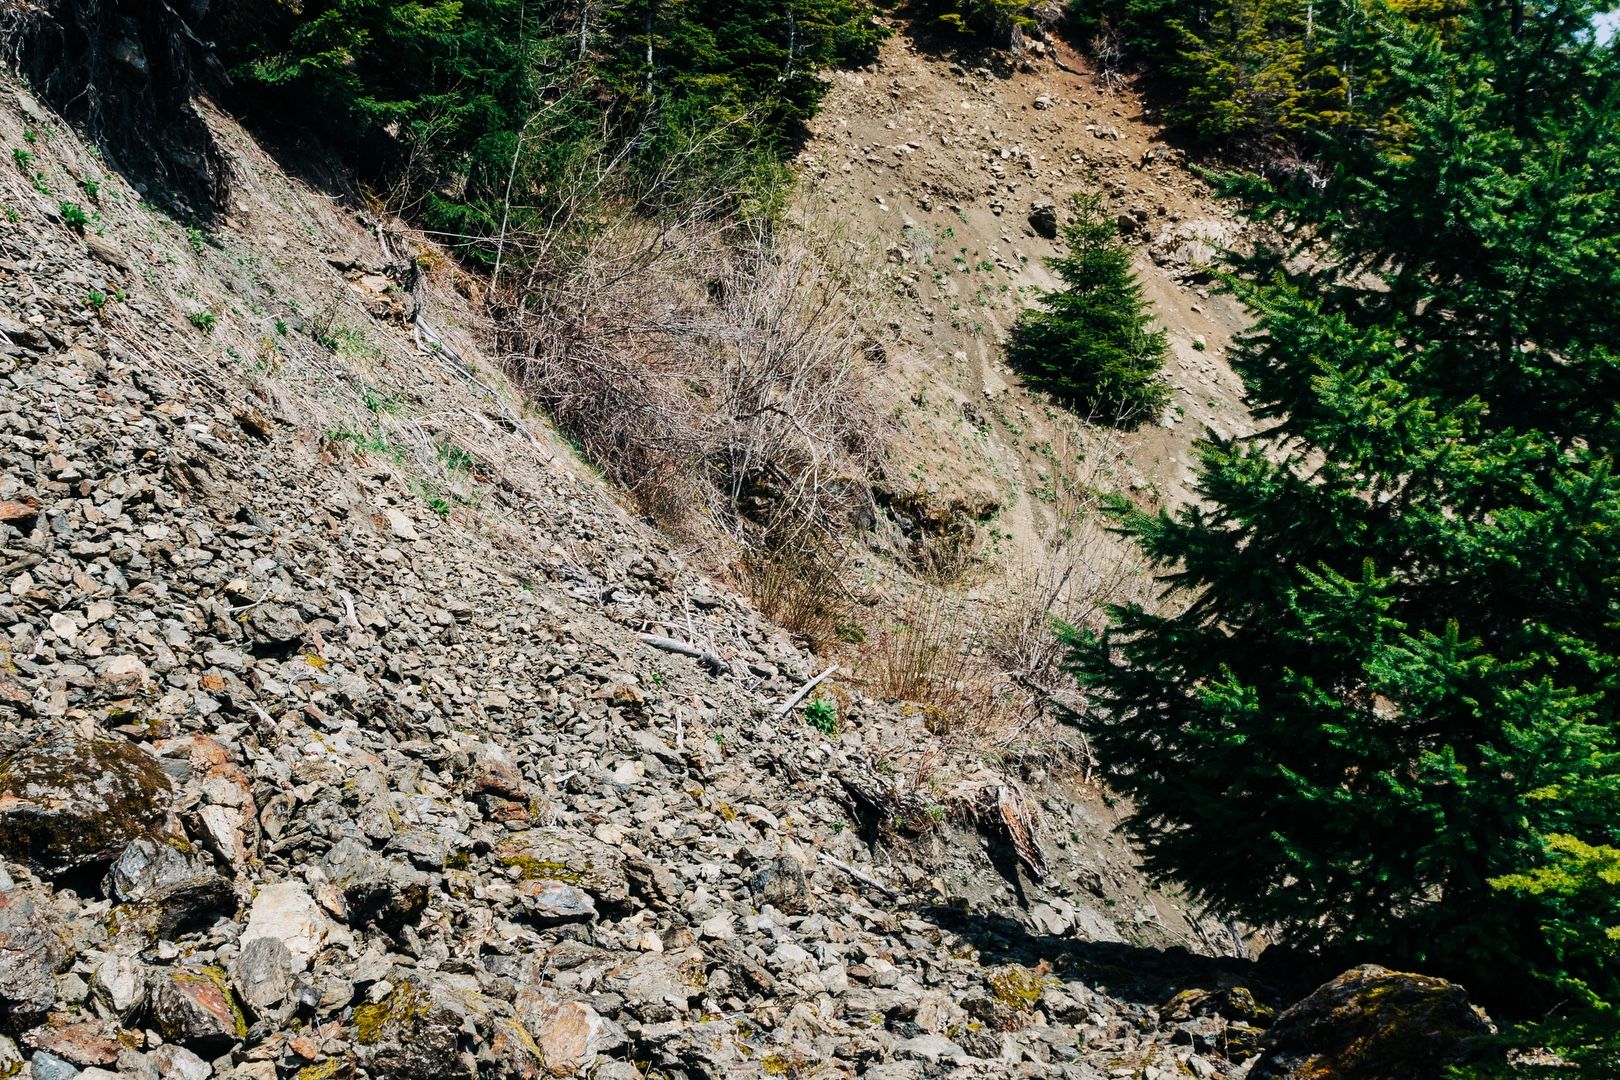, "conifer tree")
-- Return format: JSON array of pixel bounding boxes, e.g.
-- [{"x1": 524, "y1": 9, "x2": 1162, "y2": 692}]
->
[
  {"x1": 1006, "y1": 194, "x2": 1169, "y2": 426},
  {"x1": 1067, "y1": 0, "x2": 1620, "y2": 1015}
]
